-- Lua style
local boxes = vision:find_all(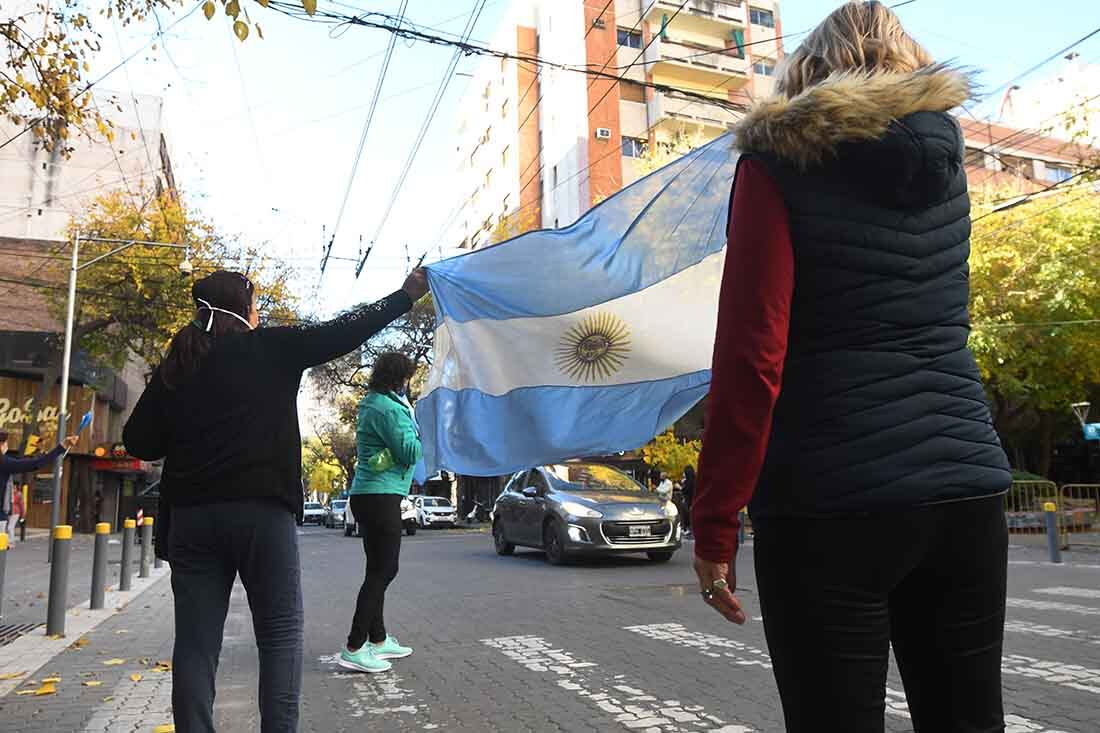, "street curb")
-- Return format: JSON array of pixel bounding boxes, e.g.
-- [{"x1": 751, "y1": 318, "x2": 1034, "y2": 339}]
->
[{"x1": 0, "y1": 564, "x2": 171, "y2": 697}]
